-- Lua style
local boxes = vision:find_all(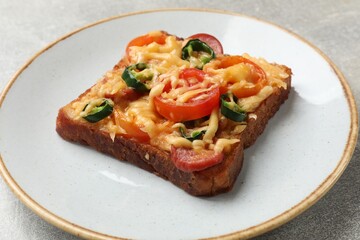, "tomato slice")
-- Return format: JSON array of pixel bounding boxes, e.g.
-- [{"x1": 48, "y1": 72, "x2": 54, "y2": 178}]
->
[
  {"x1": 154, "y1": 87, "x2": 219, "y2": 122},
  {"x1": 154, "y1": 68, "x2": 220, "y2": 122},
  {"x1": 113, "y1": 108, "x2": 150, "y2": 143},
  {"x1": 217, "y1": 56, "x2": 267, "y2": 98},
  {"x1": 189, "y1": 33, "x2": 223, "y2": 55},
  {"x1": 126, "y1": 32, "x2": 167, "y2": 57},
  {"x1": 171, "y1": 146, "x2": 224, "y2": 172},
  {"x1": 179, "y1": 68, "x2": 205, "y2": 85}
]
